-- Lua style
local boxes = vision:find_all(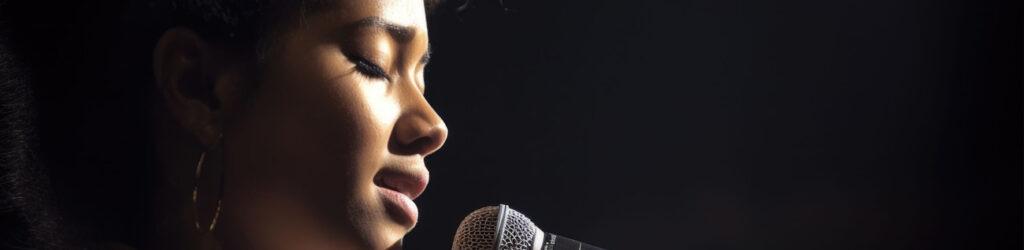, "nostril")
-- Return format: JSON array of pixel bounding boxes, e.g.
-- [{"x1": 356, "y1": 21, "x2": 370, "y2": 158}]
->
[
  {"x1": 409, "y1": 137, "x2": 435, "y2": 155},
  {"x1": 389, "y1": 132, "x2": 440, "y2": 156},
  {"x1": 390, "y1": 106, "x2": 447, "y2": 156},
  {"x1": 373, "y1": 175, "x2": 385, "y2": 188}
]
